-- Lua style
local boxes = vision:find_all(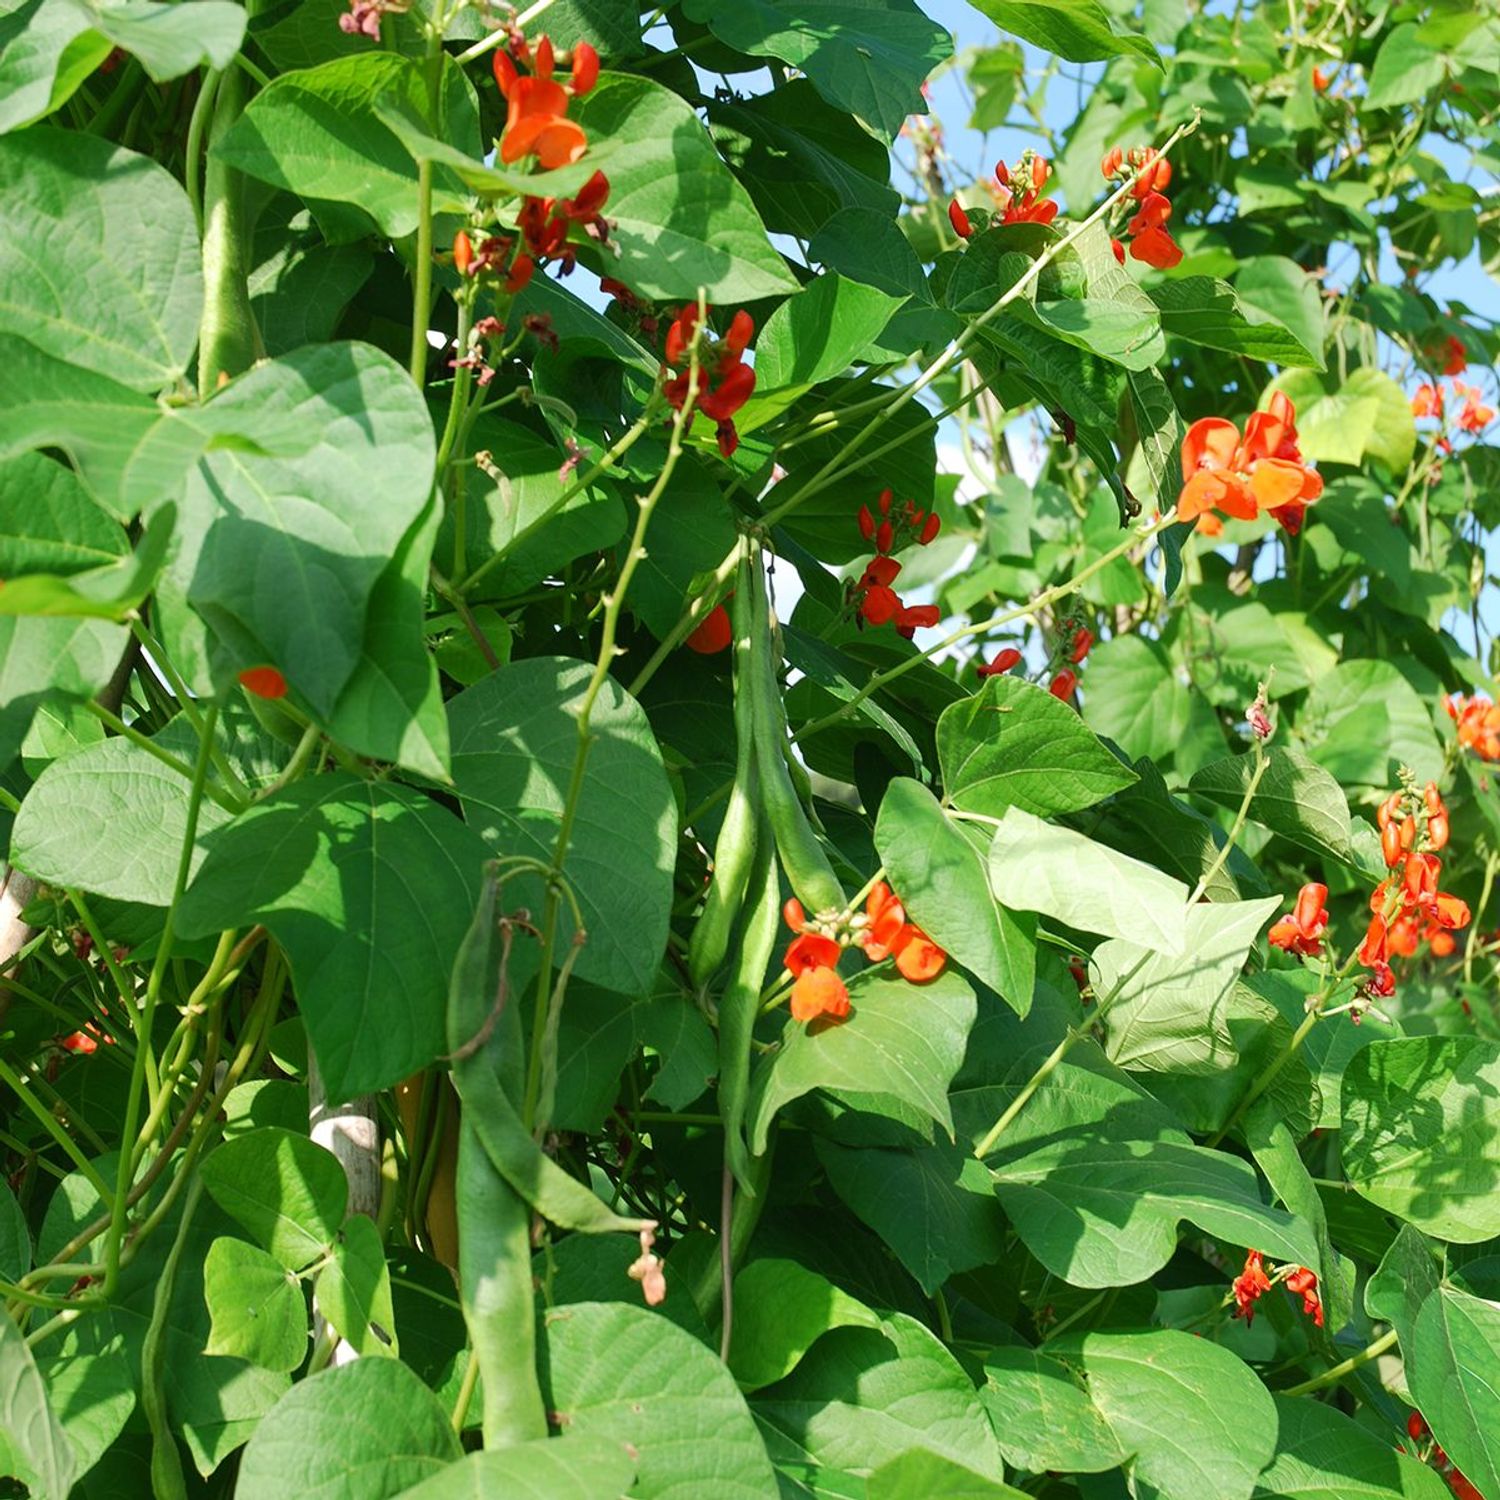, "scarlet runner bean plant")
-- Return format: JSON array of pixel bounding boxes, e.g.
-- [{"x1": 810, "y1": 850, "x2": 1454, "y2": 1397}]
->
[{"x1": 0, "y1": 0, "x2": 1499, "y2": 1496}]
